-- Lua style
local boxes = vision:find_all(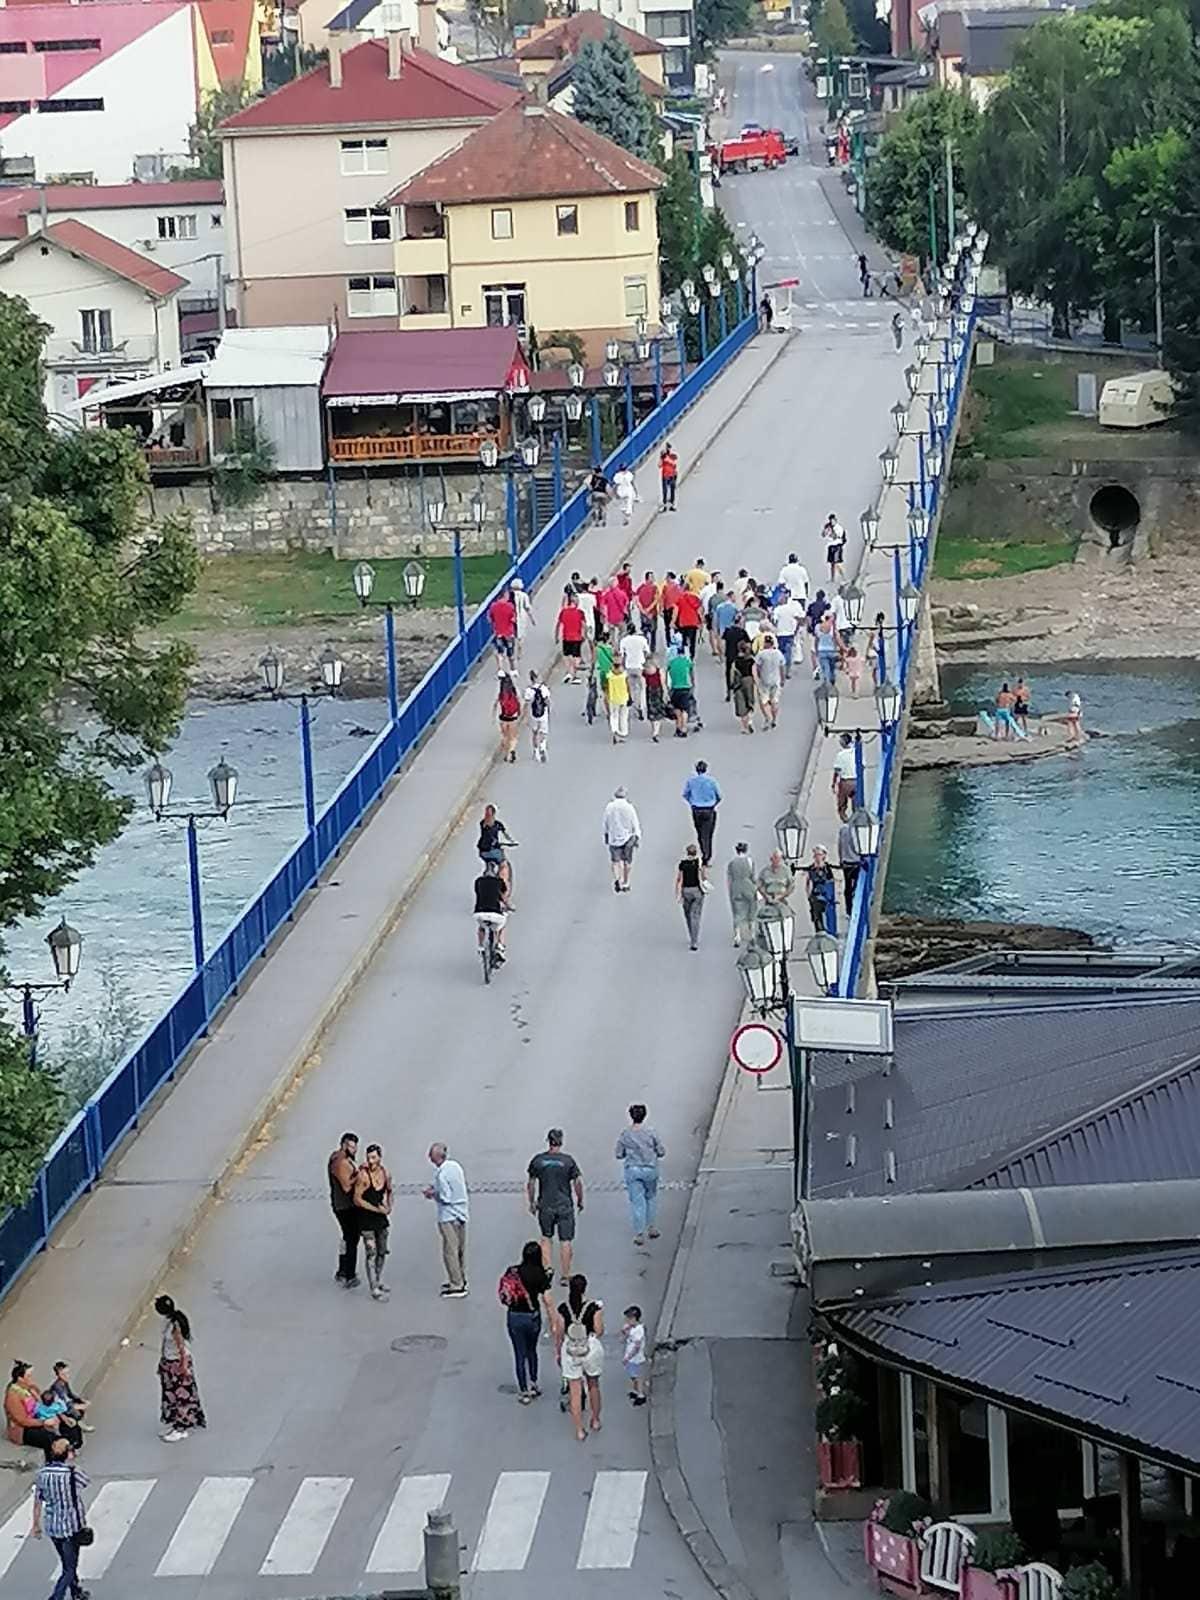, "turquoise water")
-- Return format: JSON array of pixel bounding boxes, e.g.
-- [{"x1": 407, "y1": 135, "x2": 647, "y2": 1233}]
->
[{"x1": 884, "y1": 661, "x2": 1200, "y2": 948}]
